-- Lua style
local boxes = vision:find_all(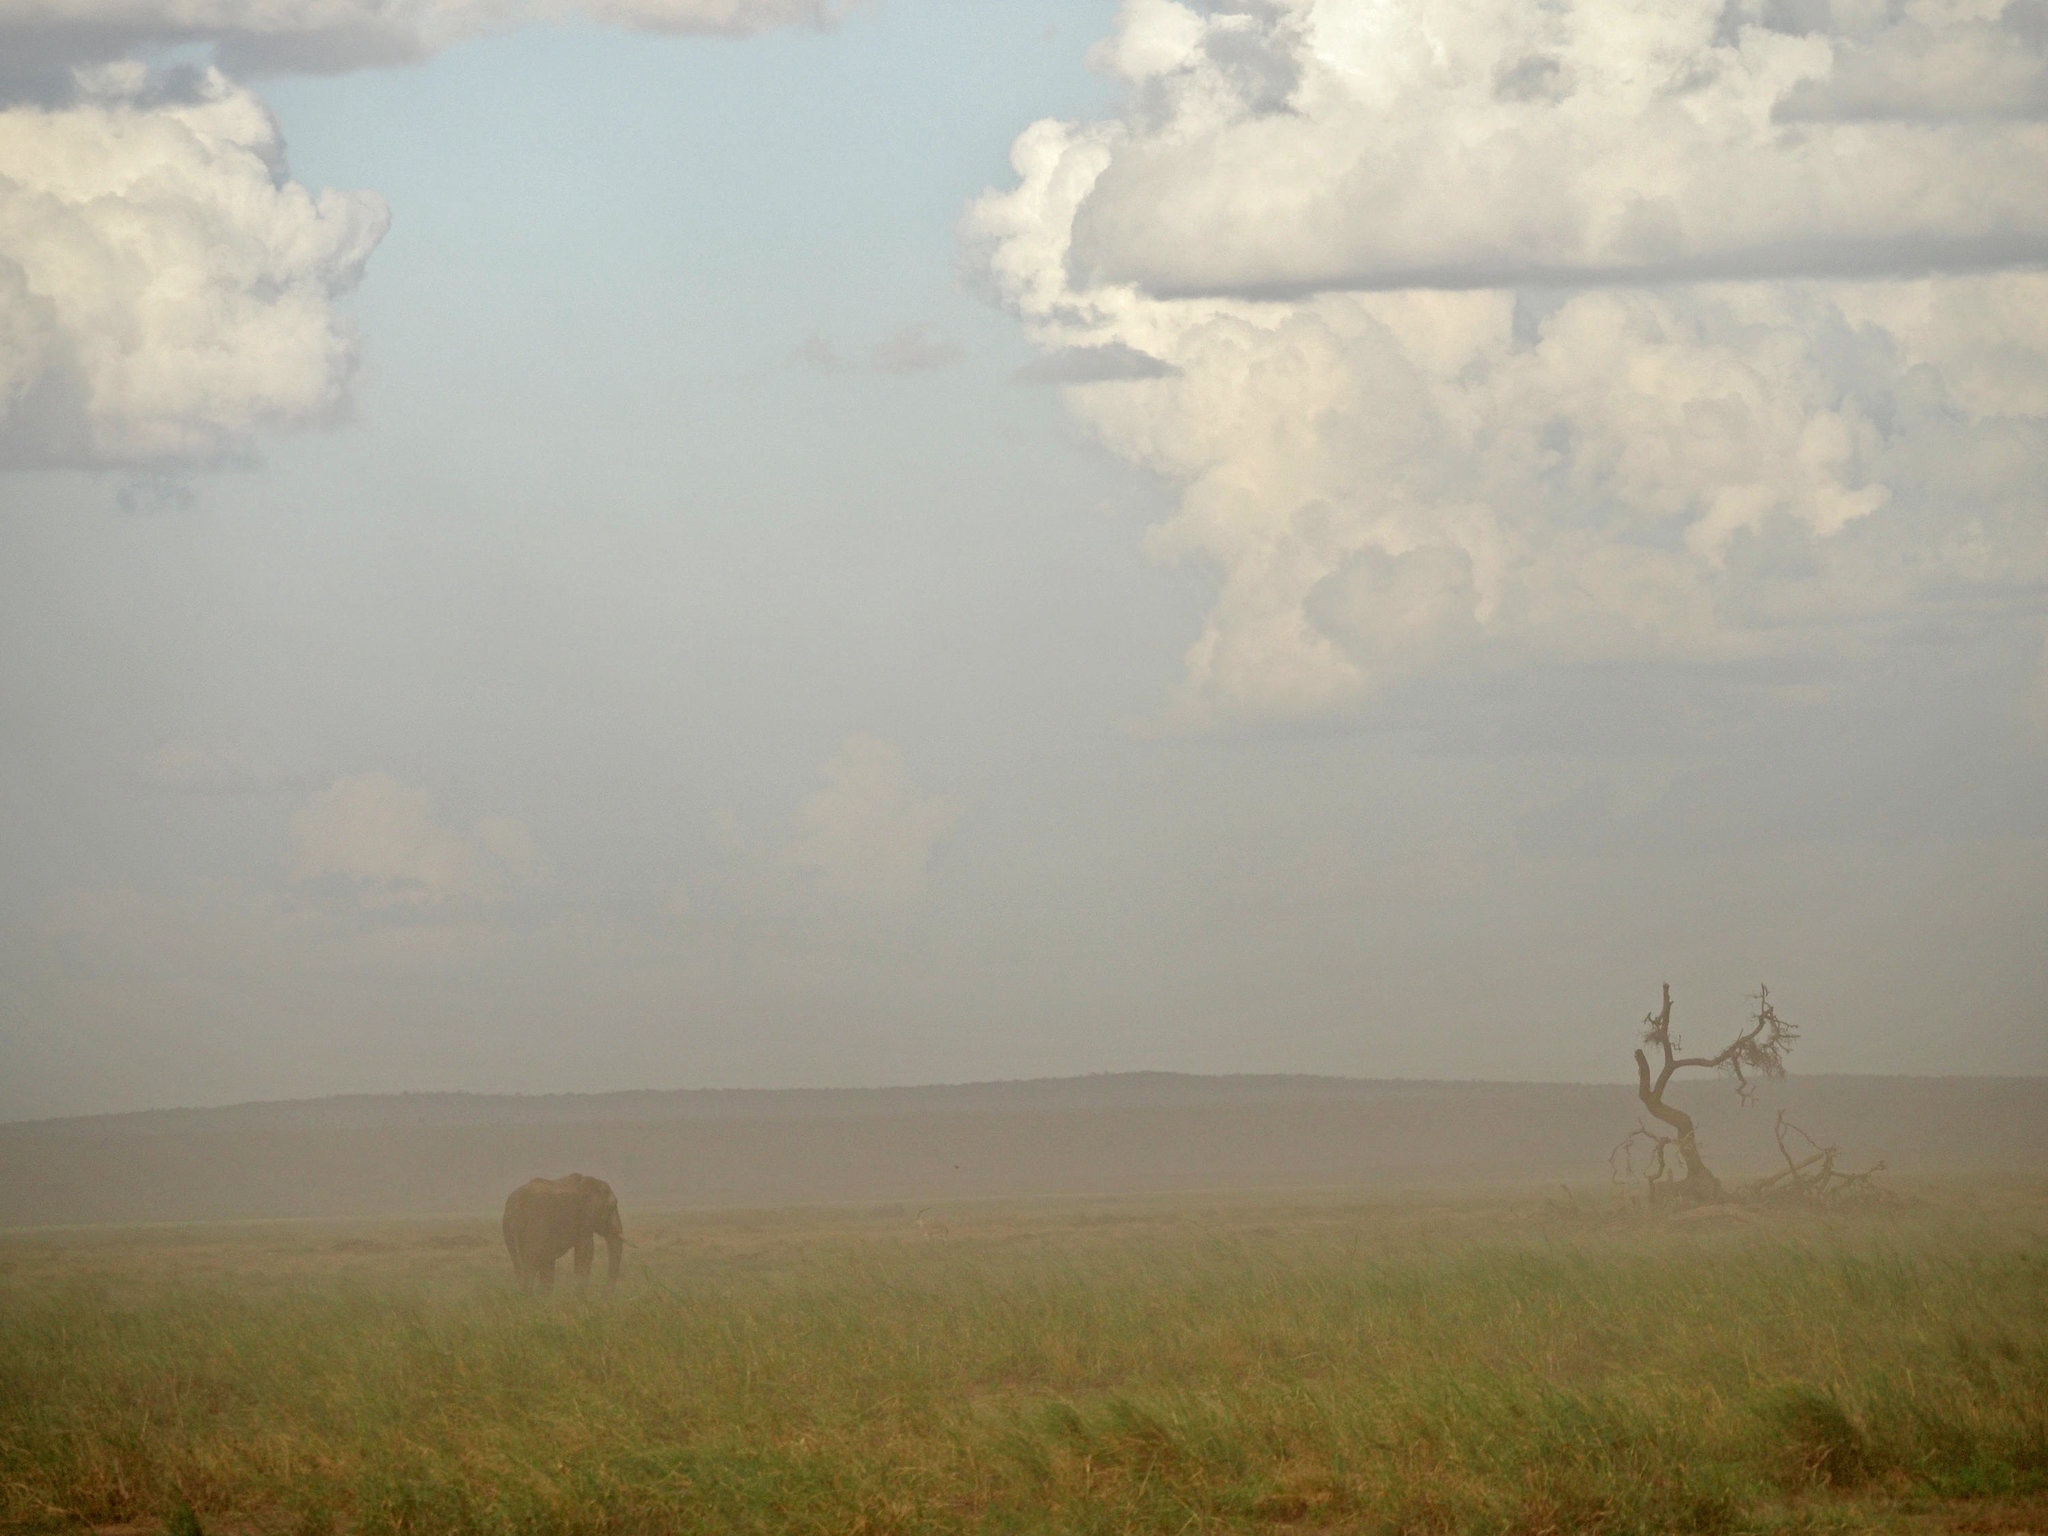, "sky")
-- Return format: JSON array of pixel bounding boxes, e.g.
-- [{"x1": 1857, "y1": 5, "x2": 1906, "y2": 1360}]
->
[{"x1": 1, "y1": 0, "x2": 2044, "y2": 1121}]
